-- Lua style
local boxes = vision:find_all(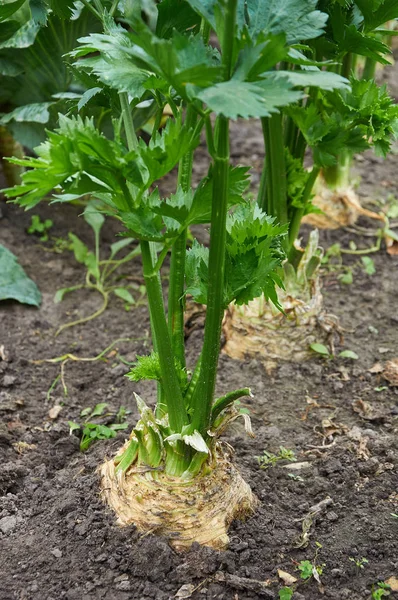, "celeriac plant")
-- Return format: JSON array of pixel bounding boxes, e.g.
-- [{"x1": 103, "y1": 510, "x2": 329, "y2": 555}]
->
[{"x1": 3, "y1": 0, "x2": 366, "y2": 548}]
